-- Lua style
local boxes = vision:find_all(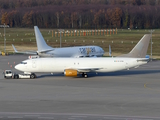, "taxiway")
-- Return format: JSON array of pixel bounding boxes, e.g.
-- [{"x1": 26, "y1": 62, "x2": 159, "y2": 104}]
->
[{"x1": 0, "y1": 55, "x2": 160, "y2": 120}]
